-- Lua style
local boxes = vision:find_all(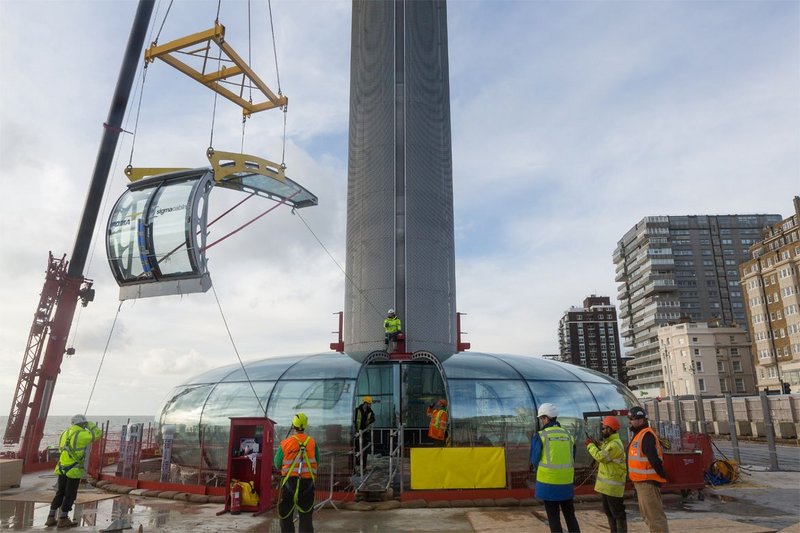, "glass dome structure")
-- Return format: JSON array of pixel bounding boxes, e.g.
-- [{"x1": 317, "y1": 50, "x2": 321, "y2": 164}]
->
[{"x1": 156, "y1": 351, "x2": 637, "y2": 489}]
